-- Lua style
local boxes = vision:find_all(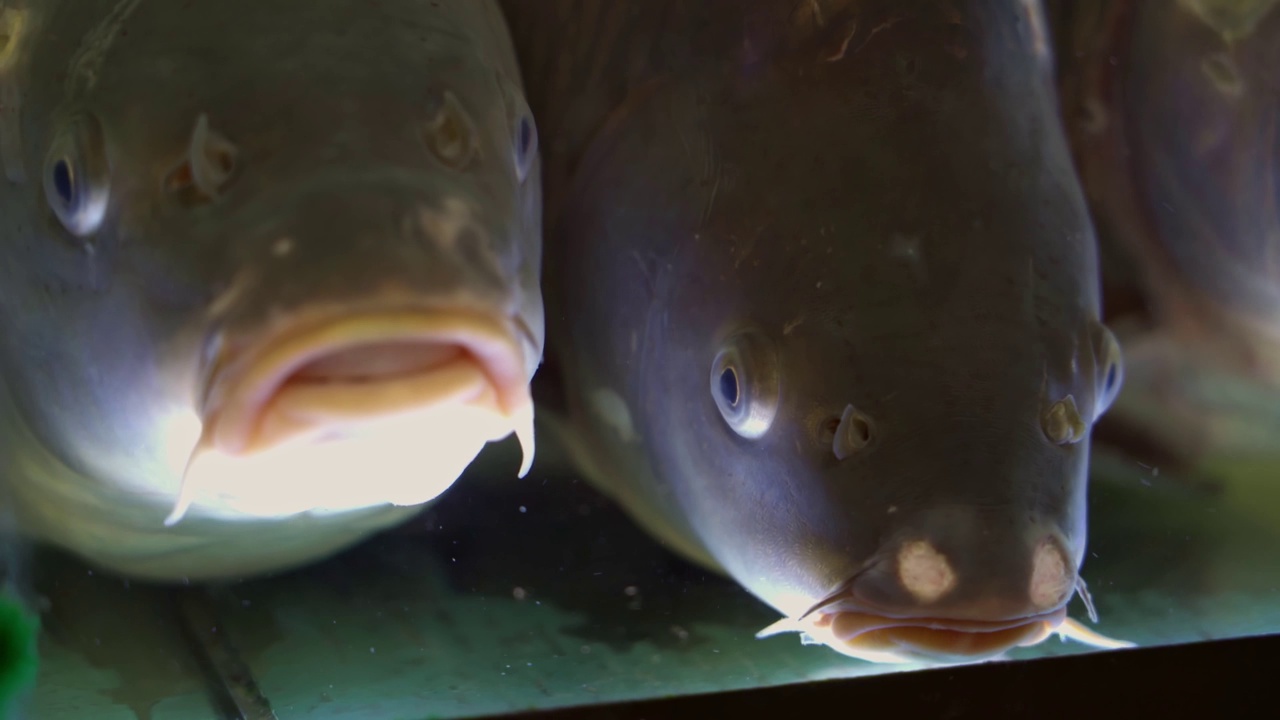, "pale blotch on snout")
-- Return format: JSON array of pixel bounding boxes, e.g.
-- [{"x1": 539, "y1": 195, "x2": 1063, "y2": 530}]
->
[
  {"x1": 897, "y1": 540, "x2": 957, "y2": 604},
  {"x1": 1041, "y1": 394, "x2": 1086, "y2": 445},
  {"x1": 1029, "y1": 538, "x2": 1074, "y2": 610}
]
